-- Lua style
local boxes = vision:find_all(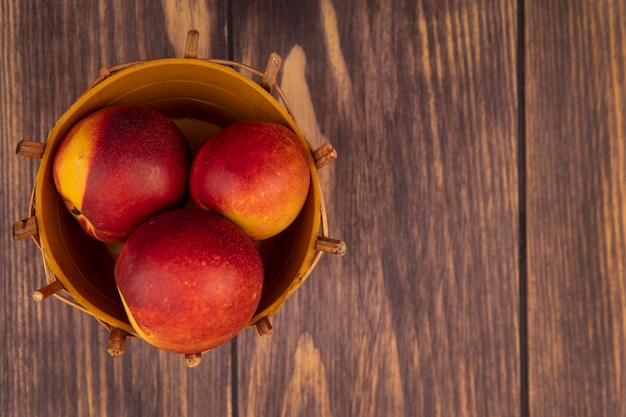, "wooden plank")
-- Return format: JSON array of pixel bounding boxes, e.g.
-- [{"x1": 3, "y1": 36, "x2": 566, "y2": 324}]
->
[
  {"x1": 232, "y1": 0, "x2": 520, "y2": 415},
  {"x1": 1, "y1": 1, "x2": 231, "y2": 416},
  {"x1": 526, "y1": 0, "x2": 626, "y2": 415}
]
